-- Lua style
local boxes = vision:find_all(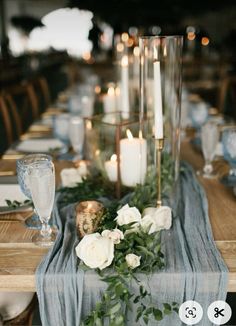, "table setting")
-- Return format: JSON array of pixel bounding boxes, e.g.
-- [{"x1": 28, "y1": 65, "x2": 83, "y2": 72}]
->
[{"x1": 0, "y1": 34, "x2": 236, "y2": 326}]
